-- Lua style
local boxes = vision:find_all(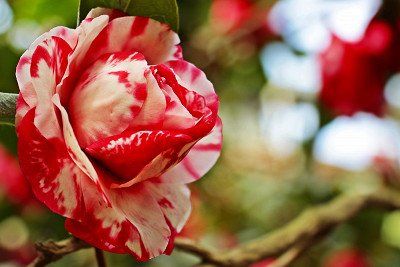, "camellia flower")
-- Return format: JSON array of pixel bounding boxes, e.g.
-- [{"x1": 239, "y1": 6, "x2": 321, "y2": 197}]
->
[
  {"x1": 15, "y1": 8, "x2": 222, "y2": 261},
  {"x1": 319, "y1": 20, "x2": 398, "y2": 116}
]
